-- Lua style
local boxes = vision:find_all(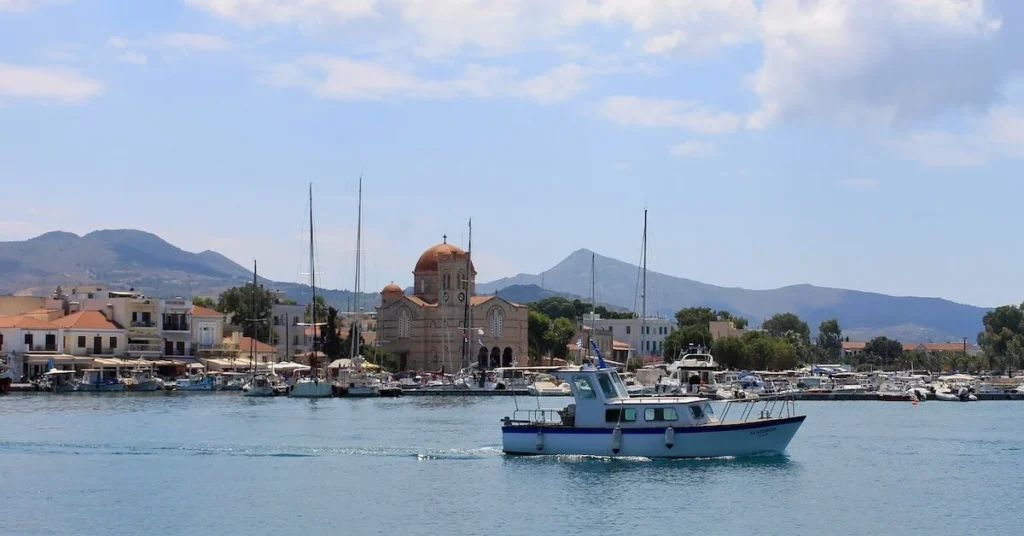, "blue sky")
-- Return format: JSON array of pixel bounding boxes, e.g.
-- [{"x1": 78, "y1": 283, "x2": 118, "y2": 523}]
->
[{"x1": 1, "y1": 0, "x2": 1023, "y2": 307}]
